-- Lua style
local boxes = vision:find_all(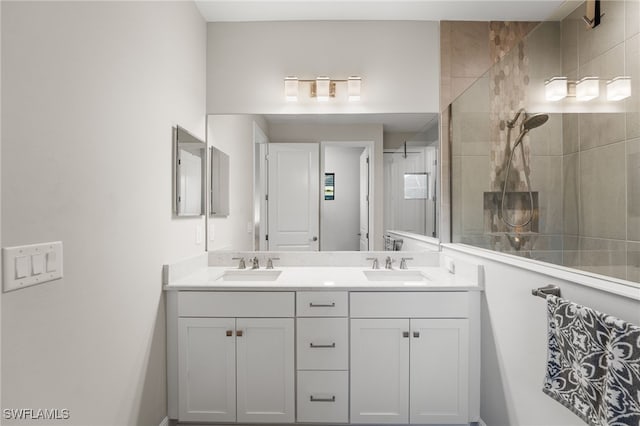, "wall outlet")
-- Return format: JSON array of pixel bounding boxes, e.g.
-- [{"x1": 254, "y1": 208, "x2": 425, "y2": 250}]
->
[
  {"x1": 246, "y1": 222, "x2": 253, "y2": 233},
  {"x1": 3, "y1": 241, "x2": 63, "y2": 292}
]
